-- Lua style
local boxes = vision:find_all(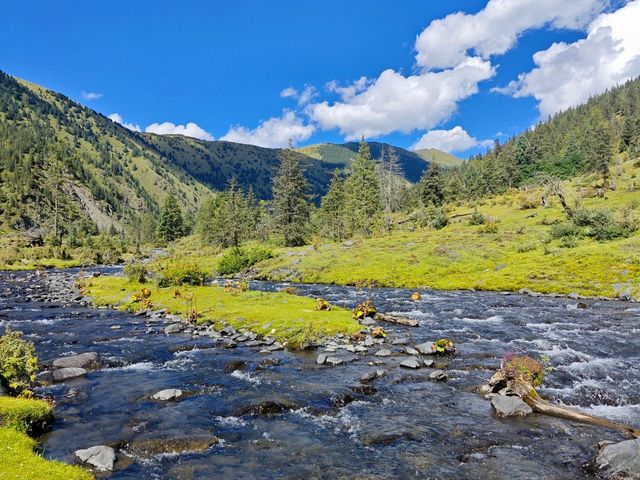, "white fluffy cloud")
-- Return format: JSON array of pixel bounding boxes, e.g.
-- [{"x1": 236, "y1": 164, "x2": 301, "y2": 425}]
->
[
  {"x1": 145, "y1": 121, "x2": 214, "y2": 141},
  {"x1": 220, "y1": 111, "x2": 315, "y2": 148},
  {"x1": 280, "y1": 85, "x2": 317, "y2": 106},
  {"x1": 415, "y1": 0, "x2": 607, "y2": 69},
  {"x1": 82, "y1": 91, "x2": 103, "y2": 100},
  {"x1": 108, "y1": 113, "x2": 213, "y2": 140},
  {"x1": 411, "y1": 126, "x2": 492, "y2": 153},
  {"x1": 108, "y1": 113, "x2": 141, "y2": 132},
  {"x1": 497, "y1": 0, "x2": 640, "y2": 117},
  {"x1": 308, "y1": 57, "x2": 494, "y2": 140}
]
